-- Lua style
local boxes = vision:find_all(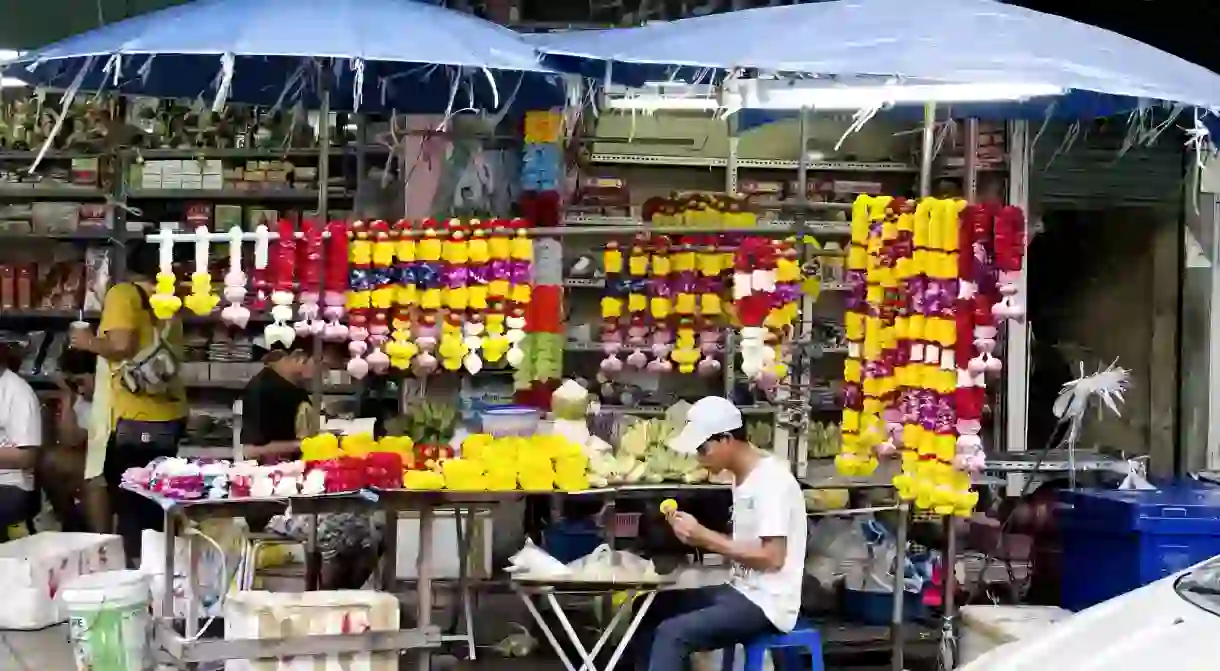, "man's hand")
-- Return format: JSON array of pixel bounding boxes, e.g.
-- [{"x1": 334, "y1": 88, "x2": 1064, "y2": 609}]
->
[
  {"x1": 68, "y1": 328, "x2": 96, "y2": 352},
  {"x1": 667, "y1": 511, "x2": 710, "y2": 547}
]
